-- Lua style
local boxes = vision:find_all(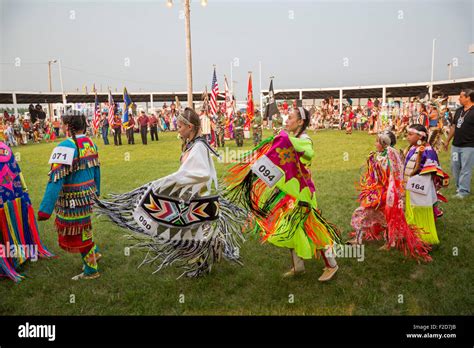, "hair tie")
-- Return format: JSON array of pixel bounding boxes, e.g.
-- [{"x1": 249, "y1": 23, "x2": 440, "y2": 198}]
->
[
  {"x1": 377, "y1": 132, "x2": 391, "y2": 147},
  {"x1": 298, "y1": 107, "x2": 306, "y2": 120}
]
